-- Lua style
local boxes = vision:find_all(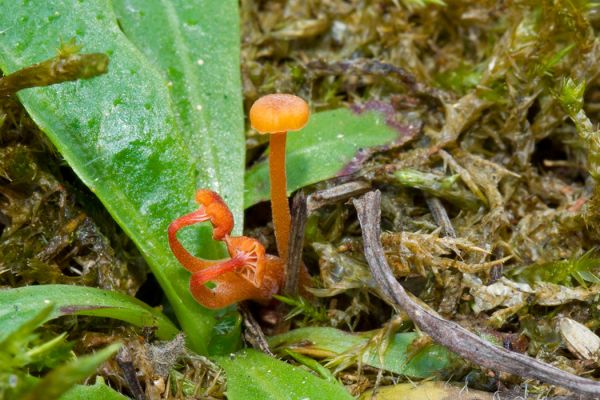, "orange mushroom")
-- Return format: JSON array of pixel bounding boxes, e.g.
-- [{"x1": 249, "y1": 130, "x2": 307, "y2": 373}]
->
[
  {"x1": 188, "y1": 242, "x2": 284, "y2": 309},
  {"x1": 176, "y1": 235, "x2": 264, "y2": 287},
  {"x1": 167, "y1": 189, "x2": 233, "y2": 273},
  {"x1": 249, "y1": 94, "x2": 310, "y2": 261},
  {"x1": 167, "y1": 189, "x2": 285, "y2": 309},
  {"x1": 167, "y1": 93, "x2": 311, "y2": 309},
  {"x1": 195, "y1": 189, "x2": 234, "y2": 240}
]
